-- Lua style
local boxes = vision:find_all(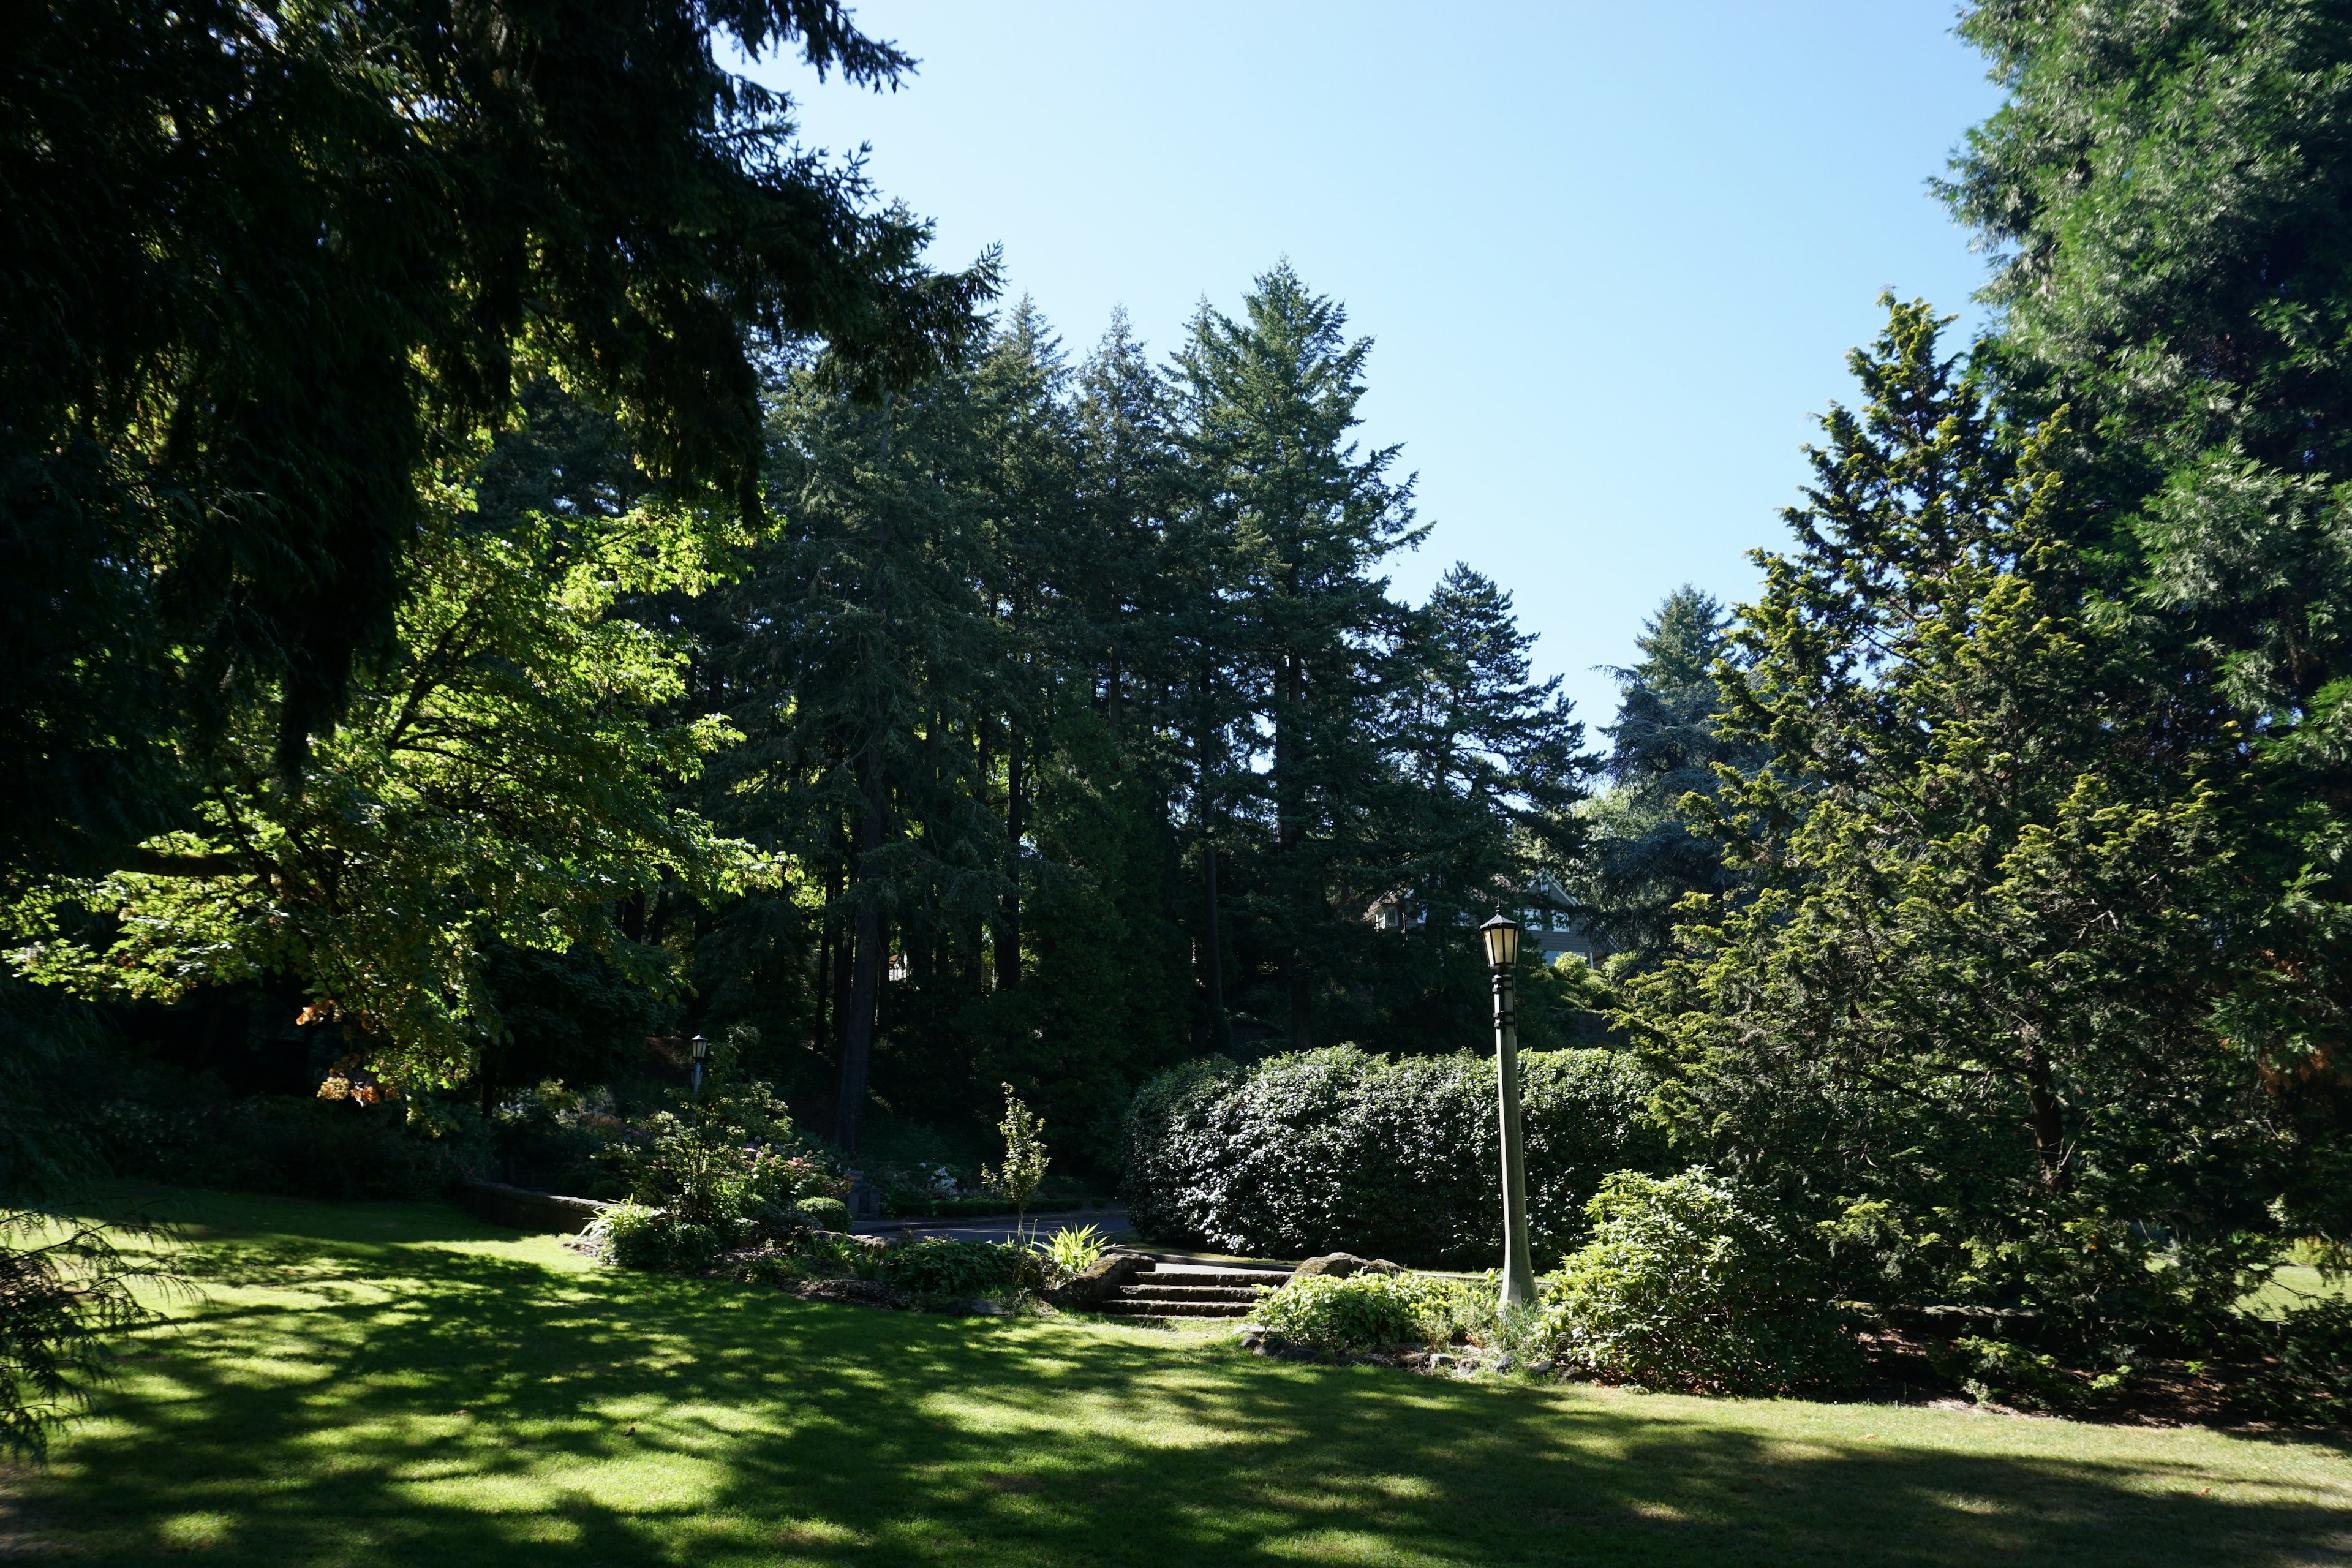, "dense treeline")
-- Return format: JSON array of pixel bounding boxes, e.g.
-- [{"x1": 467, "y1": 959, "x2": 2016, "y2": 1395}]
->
[{"x1": 662, "y1": 274, "x2": 1587, "y2": 1161}]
